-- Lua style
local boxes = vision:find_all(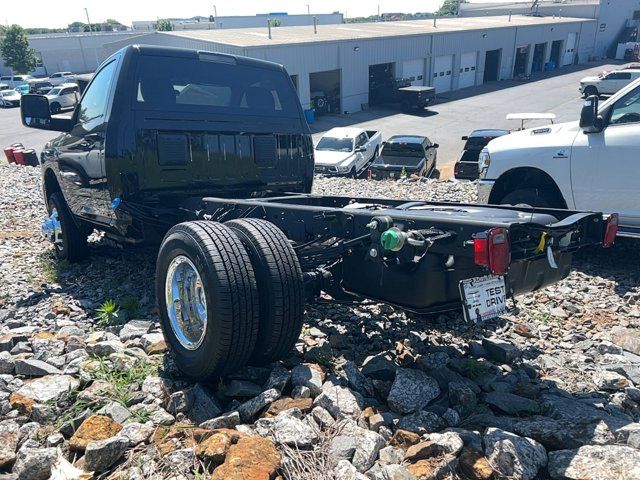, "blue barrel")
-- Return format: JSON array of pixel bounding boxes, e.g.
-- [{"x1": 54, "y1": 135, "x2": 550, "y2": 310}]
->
[
  {"x1": 544, "y1": 61, "x2": 555, "y2": 72},
  {"x1": 304, "y1": 108, "x2": 315, "y2": 124}
]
